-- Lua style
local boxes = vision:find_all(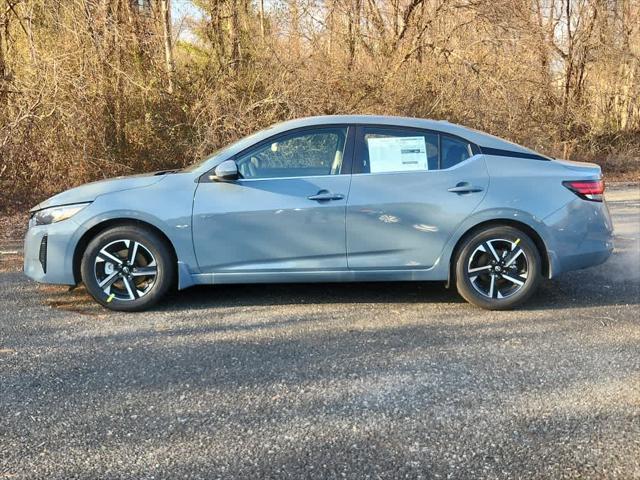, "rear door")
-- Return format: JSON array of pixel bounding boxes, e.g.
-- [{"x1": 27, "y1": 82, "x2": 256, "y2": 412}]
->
[{"x1": 346, "y1": 125, "x2": 489, "y2": 269}]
